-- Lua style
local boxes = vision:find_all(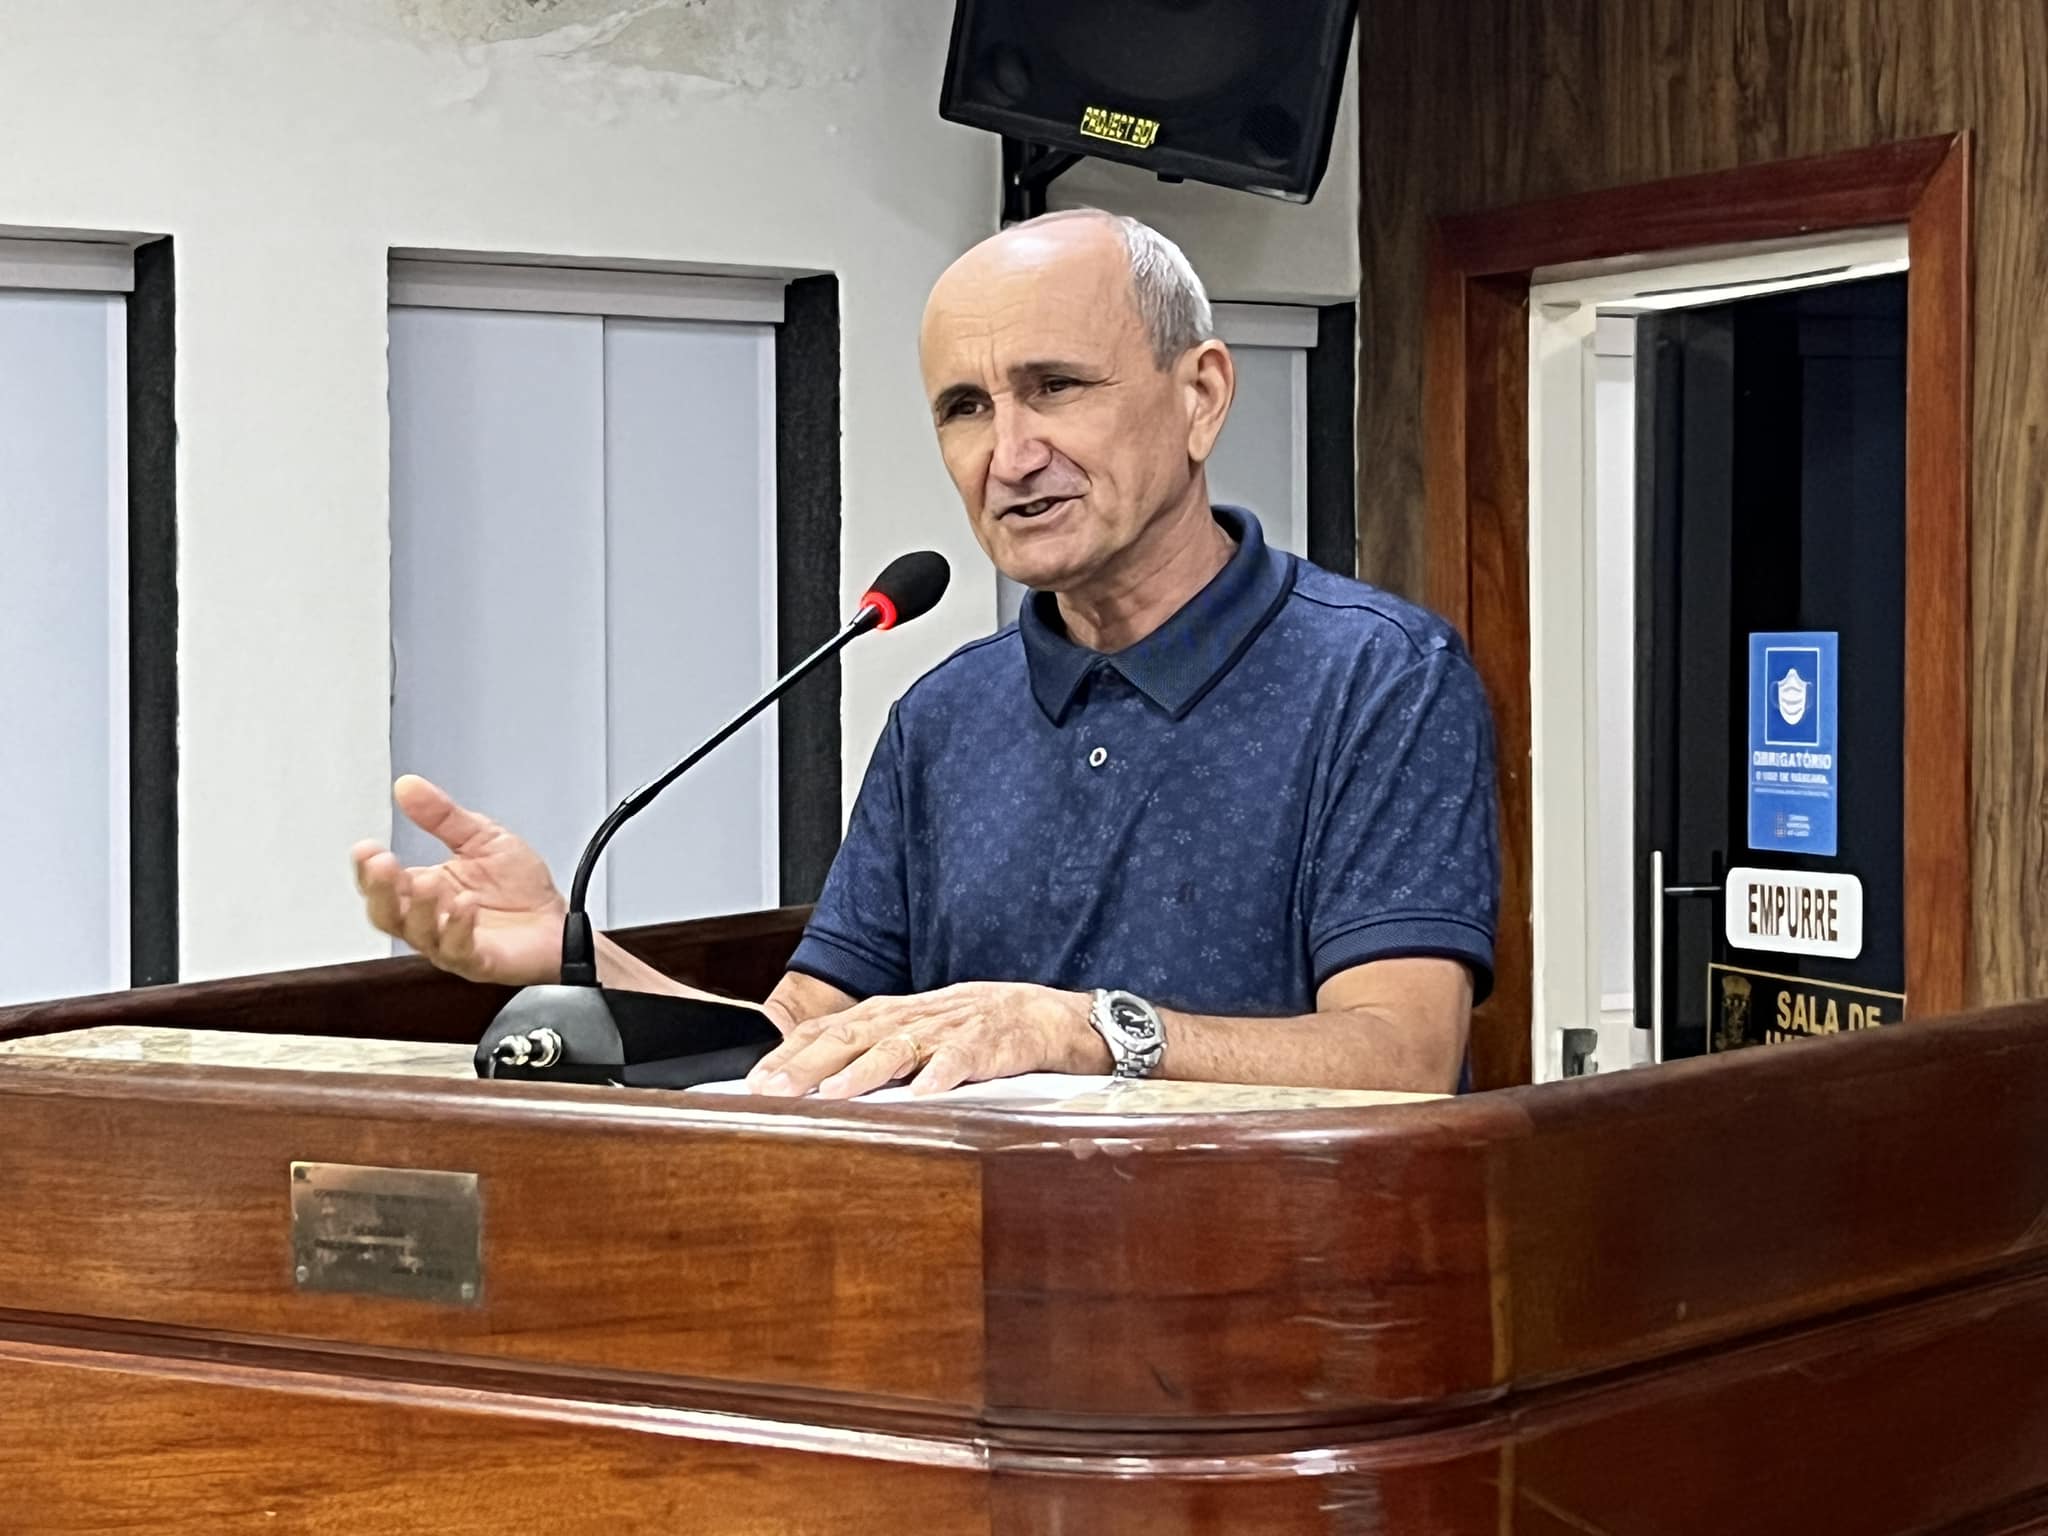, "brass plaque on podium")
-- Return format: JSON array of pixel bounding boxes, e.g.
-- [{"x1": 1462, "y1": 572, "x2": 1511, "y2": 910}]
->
[{"x1": 290, "y1": 1163, "x2": 482, "y2": 1306}]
